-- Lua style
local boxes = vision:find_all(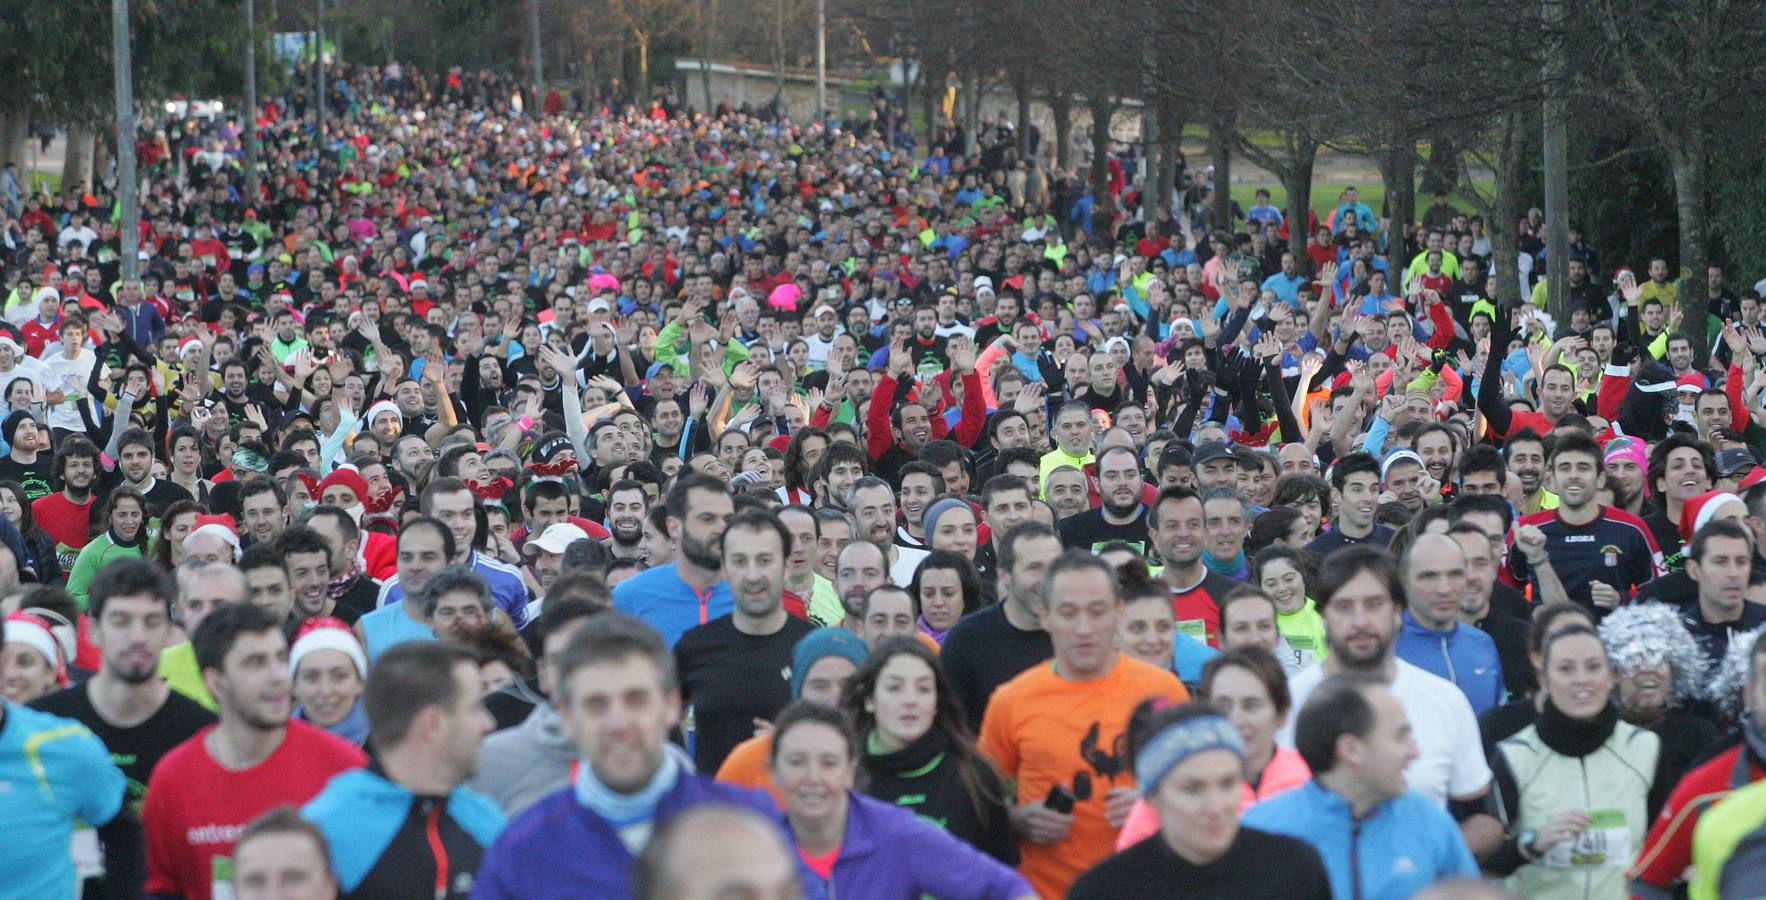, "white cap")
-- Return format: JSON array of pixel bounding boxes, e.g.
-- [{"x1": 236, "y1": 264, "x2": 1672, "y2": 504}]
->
[
  {"x1": 290, "y1": 625, "x2": 368, "y2": 678},
  {"x1": 588, "y1": 298, "x2": 612, "y2": 313},
  {"x1": 523, "y1": 523, "x2": 591, "y2": 556}
]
